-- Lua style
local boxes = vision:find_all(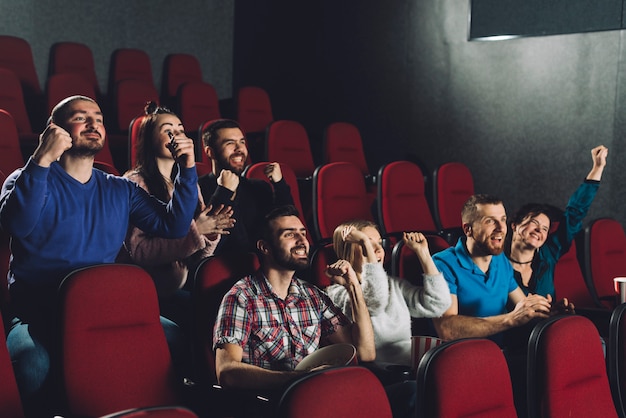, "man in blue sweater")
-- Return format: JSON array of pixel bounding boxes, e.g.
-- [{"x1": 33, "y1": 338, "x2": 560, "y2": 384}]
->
[{"x1": 0, "y1": 95, "x2": 198, "y2": 416}]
